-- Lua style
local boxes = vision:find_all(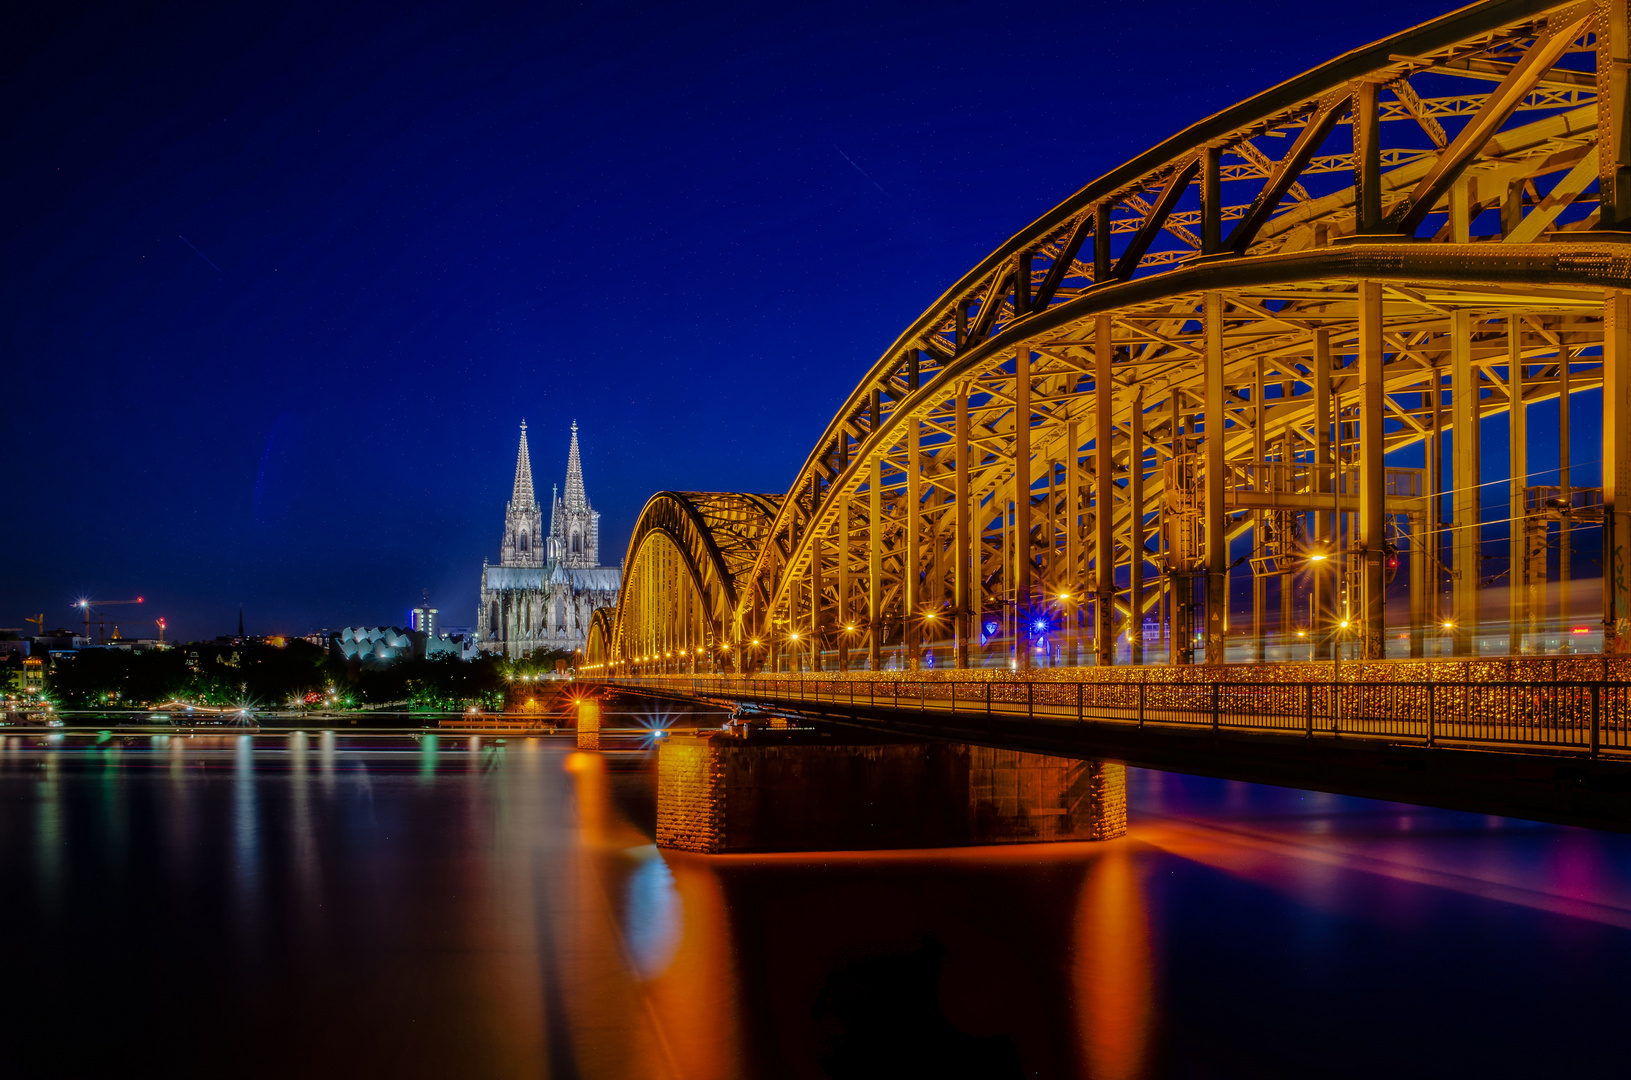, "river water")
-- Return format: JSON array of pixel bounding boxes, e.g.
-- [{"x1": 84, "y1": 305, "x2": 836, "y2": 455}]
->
[{"x1": 2, "y1": 727, "x2": 1629, "y2": 1079}]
